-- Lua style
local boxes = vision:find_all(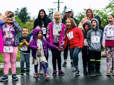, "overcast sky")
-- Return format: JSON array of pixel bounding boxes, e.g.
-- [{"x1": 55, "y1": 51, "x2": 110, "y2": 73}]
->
[{"x1": 0, "y1": 0, "x2": 110, "y2": 17}]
